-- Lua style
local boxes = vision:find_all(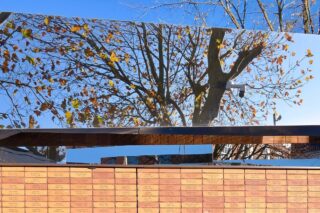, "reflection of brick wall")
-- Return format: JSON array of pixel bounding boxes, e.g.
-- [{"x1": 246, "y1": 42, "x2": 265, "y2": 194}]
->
[{"x1": 0, "y1": 165, "x2": 319, "y2": 212}]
